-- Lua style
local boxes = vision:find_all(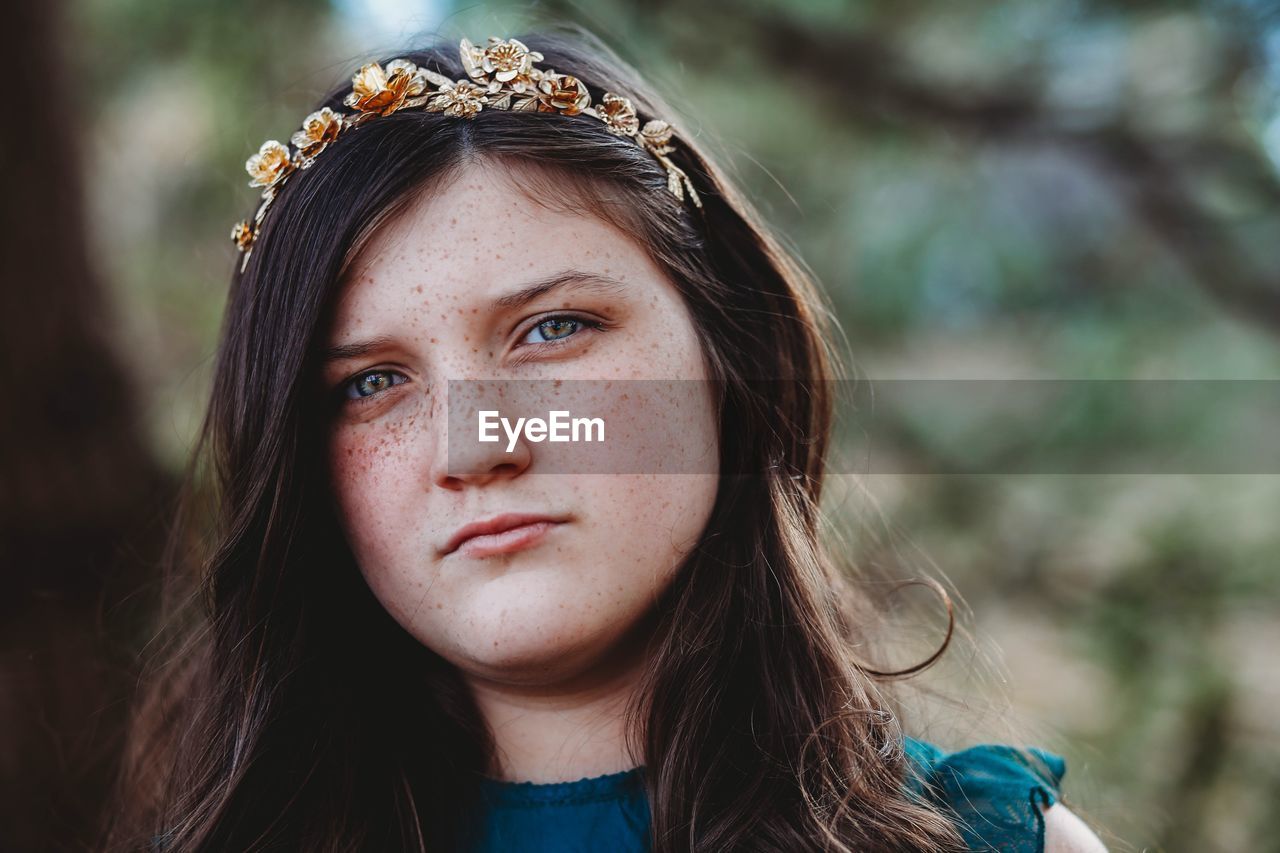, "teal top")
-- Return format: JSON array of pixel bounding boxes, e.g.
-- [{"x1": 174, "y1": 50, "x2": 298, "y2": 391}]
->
[{"x1": 459, "y1": 735, "x2": 1067, "y2": 852}]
